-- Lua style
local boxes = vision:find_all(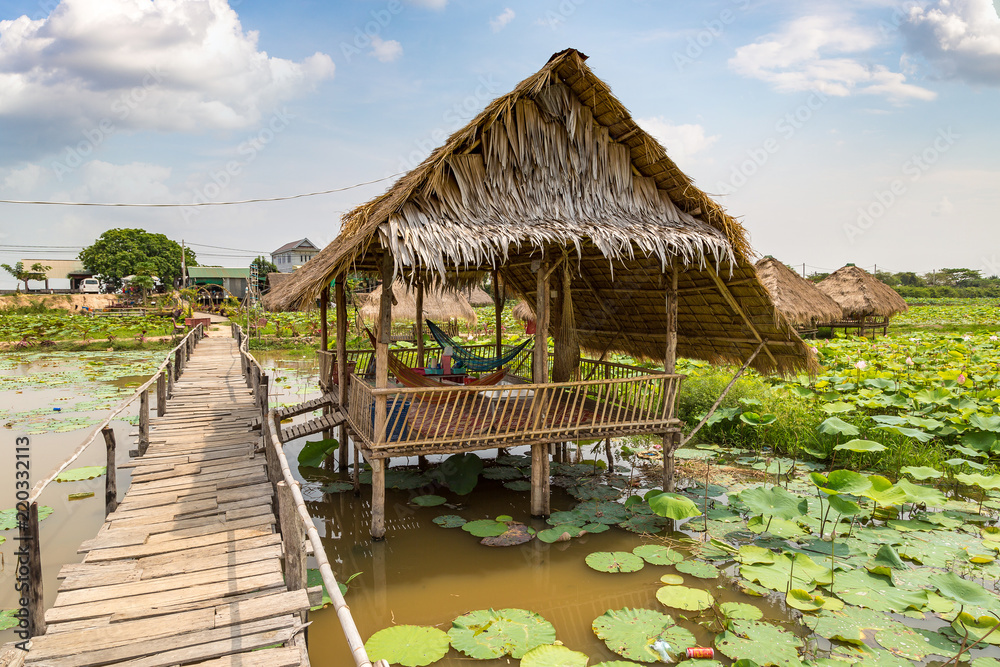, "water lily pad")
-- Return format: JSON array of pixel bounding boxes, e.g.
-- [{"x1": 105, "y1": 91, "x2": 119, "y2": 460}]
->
[
  {"x1": 719, "y1": 602, "x2": 763, "y2": 621},
  {"x1": 55, "y1": 465, "x2": 106, "y2": 482},
  {"x1": 592, "y1": 662, "x2": 645, "y2": 667},
  {"x1": 647, "y1": 491, "x2": 702, "y2": 520},
  {"x1": 411, "y1": 495, "x2": 446, "y2": 507},
  {"x1": 575, "y1": 500, "x2": 629, "y2": 525},
  {"x1": 875, "y1": 626, "x2": 959, "y2": 660},
  {"x1": 586, "y1": 551, "x2": 645, "y2": 573},
  {"x1": 716, "y1": 621, "x2": 803, "y2": 666},
  {"x1": 364, "y1": 625, "x2": 451, "y2": 667},
  {"x1": 432, "y1": 514, "x2": 466, "y2": 528},
  {"x1": 462, "y1": 519, "x2": 507, "y2": 538},
  {"x1": 739, "y1": 486, "x2": 808, "y2": 520},
  {"x1": 835, "y1": 439, "x2": 886, "y2": 452},
  {"x1": 632, "y1": 544, "x2": 683, "y2": 565},
  {"x1": 900, "y1": 466, "x2": 942, "y2": 480},
  {"x1": 568, "y1": 483, "x2": 623, "y2": 501},
  {"x1": 656, "y1": 585, "x2": 714, "y2": 611},
  {"x1": 297, "y1": 438, "x2": 339, "y2": 468},
  {"x1": 537, "y1": 524, "x2": 585, "y2": 543},
  {"x1": 430, "y1": 453, "x2": 483, "y2": 495},
  {"x1": 547, "y1": 510, "x2": 588, "y2": 526},
  {"x1": 504, "y1": 480, "x2": 531, "y2": 491},
  {"x1": 660, "y1": 574, "x2": 685, "y2": 585},
  {"x1": 319, "y1": 481, "x2": 354, "y2": 493},
  {"x1": 675, "y1": 560, "x2": 719, "y2": 579},
  {"x1": 0, "y1": 505, "x2": 53, "y2": 531},
  {"x1": 520, "y1": 644, "x2": 588, "y2": 667},
  {"x1": 68, "y1": 492, "x2": 94, "y2": 501},
  {"x1": 619, "y1": 514, "x2": 668, "y2": 534},
  {"x1": 929, "y1": 570, "x2": 997, "y2": 607},
  {"x1": 481, "y1": 523, "x2": 533, "y2": 547},
  {"x1": 0, "y1": 610, "x2": 19, "y2": 631},
  {"x1": 592, "y1": 608, "x2": 695, "y2": 662},
  {"x1": 482, "y1": 466, "x2": 523, "y2": 480},
  {"x1": 449, "y1": 608, "x2": 556, "y2": 659},
  {"x1": 306, "y1": 569, "x2": 332, "y2": 610}
]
